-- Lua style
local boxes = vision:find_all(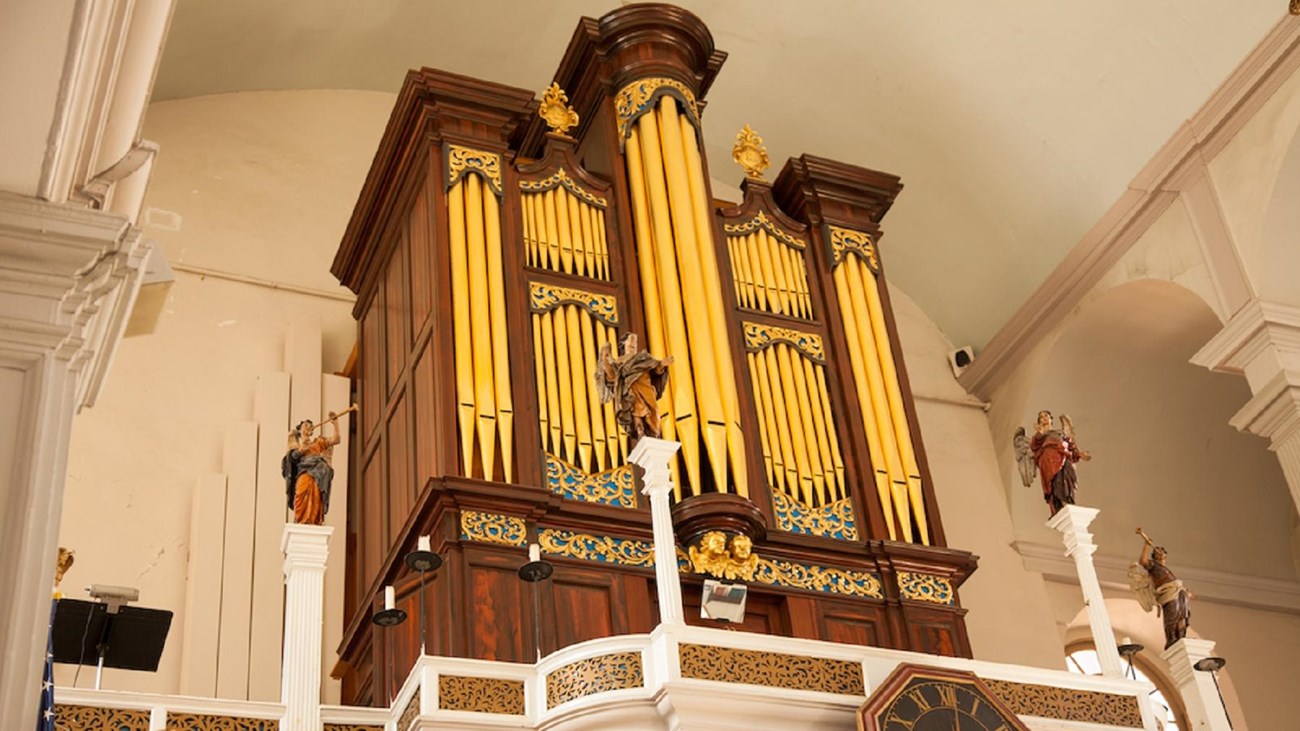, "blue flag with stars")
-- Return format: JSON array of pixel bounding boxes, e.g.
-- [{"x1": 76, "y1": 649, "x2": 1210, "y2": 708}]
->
[{"x1": 37, "y1": 598, "x2": 55, "y2": 731}]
